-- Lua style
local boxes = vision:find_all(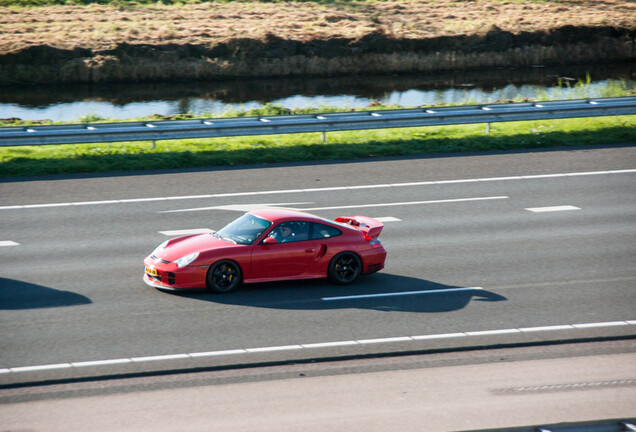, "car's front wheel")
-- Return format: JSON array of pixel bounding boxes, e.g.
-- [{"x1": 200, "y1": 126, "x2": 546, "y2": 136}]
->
[
  {"x1": 328, "y1": 252, "x2": 362, "y2": 285},
  {"x1": 206, "y1": 260, "x2": 242, "y2": 293}
]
